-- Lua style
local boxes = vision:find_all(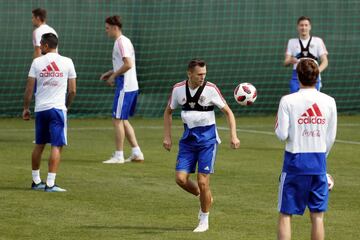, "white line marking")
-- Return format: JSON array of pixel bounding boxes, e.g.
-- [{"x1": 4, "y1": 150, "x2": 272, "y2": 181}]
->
[{"x1": 1, "y1": 125, "x2": 359, "y2": 145}]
